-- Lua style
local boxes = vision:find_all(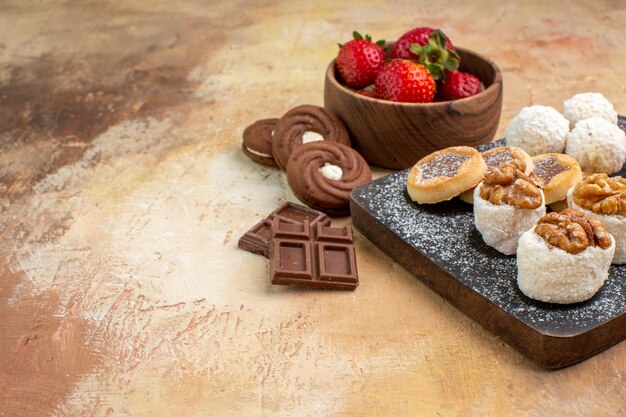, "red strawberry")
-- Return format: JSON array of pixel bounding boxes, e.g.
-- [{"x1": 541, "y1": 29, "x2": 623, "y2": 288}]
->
[
  {"x1": 436, "y1": 70, "x2": 482, "y2": 101},
  {"x1": 336, "y1": 31, "x2": 386, "y2": 89},
  {"x1": 391, "y1": 27, "x2": 454, "y2": 60},
  {"x1": 375, "y1": 60, "x2": 435, "y2": 103},
  {"x1": 407, "y1": 29, "x2": 460, "y2": 81},
  {"x1": 357, "y1": 86, "x2": 380, "y2": 99}
]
